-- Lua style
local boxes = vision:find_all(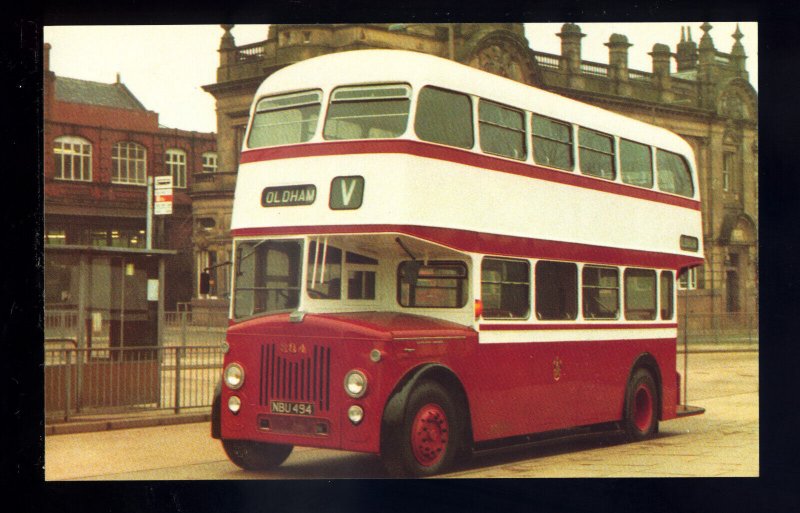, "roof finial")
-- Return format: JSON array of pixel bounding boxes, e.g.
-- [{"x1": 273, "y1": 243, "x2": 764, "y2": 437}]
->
[
  {"x1": 681, "y1": 26, "x2": 686, "y2": 42},
  {"x1": 733, "y1": 23, "x2": 744, "y2": 43},
  {"x1": 116, "y1": 72, "x2": 121, "y2": 84},
  {"x1": 699, "y1": 22, "x2": 714, "y2": 50}
]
